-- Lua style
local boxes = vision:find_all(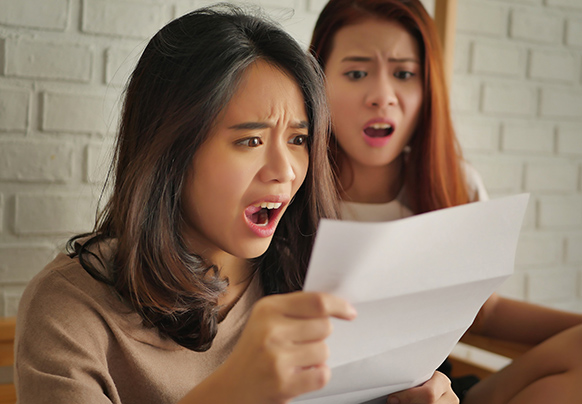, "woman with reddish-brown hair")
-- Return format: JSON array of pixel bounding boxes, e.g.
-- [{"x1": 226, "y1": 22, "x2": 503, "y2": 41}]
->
[{"x1": 310, "y1": 0, "x2": 582, "y2": 403}]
